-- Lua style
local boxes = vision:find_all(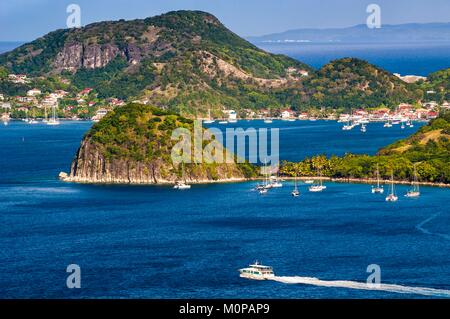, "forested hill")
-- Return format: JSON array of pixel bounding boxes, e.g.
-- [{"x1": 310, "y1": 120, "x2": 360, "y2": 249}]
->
[{"x1": 0, "y1": 10, "x2": 427, "y2": 115}]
